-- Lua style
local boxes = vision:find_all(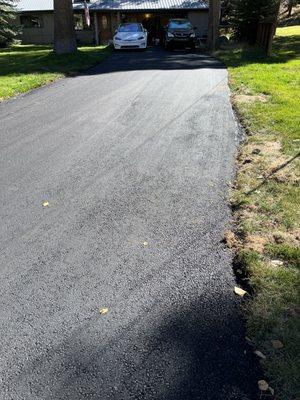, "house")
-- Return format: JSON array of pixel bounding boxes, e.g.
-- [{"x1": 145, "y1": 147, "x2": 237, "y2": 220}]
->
[{"x1": 16, "y1": 0, "x2": 209, "y2": 45}]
